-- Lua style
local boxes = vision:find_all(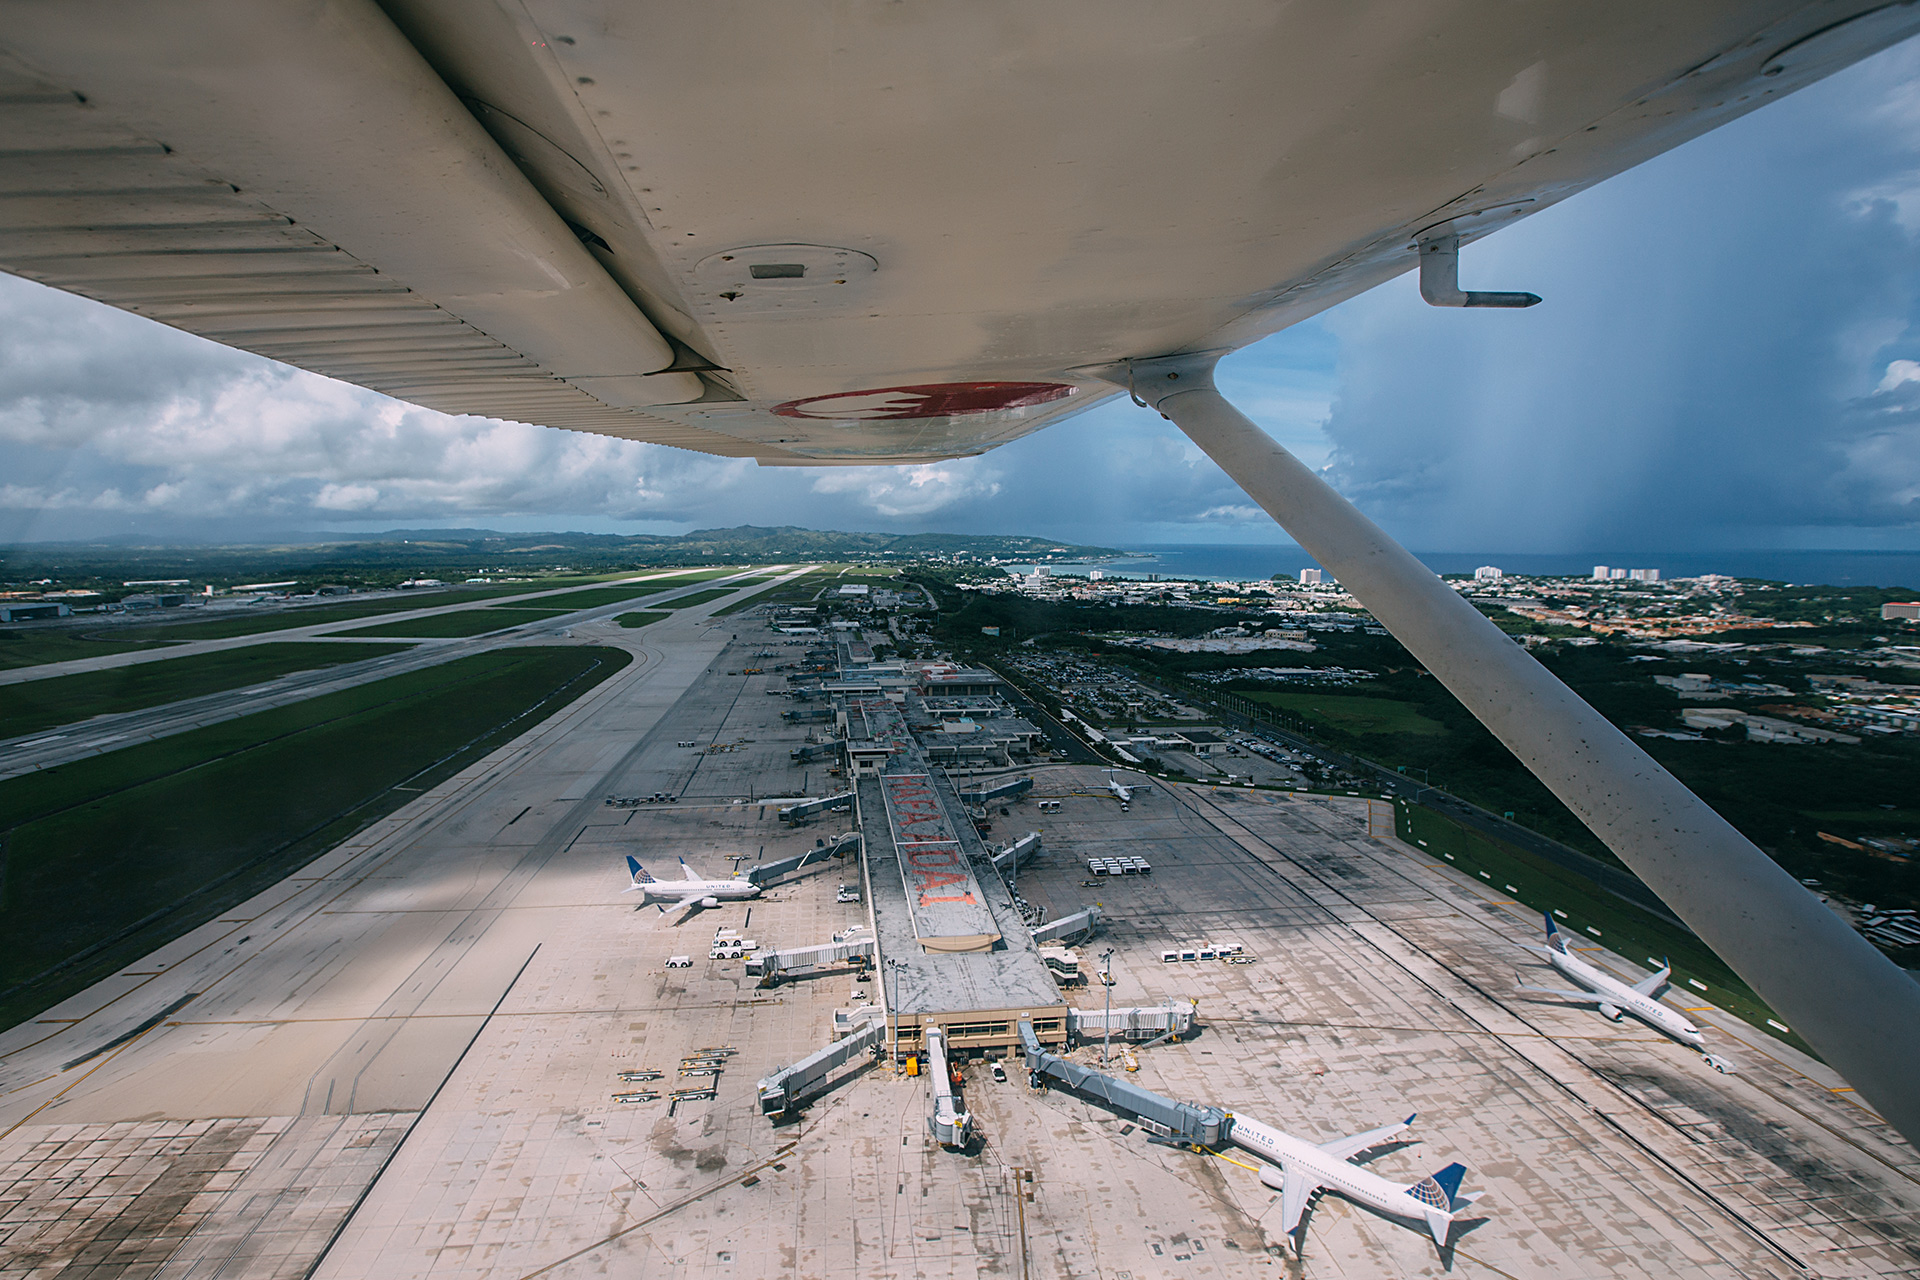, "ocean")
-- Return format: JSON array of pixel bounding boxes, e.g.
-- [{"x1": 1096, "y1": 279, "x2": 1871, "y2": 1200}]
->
[{"x1": 1000, "y1": 544, "x2": 1920, "y2": 589}]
